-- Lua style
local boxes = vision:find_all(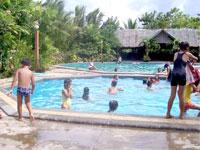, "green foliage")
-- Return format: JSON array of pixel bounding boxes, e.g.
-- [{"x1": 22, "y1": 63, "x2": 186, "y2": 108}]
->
[
  {"x1": 3, "y1": 0, "x2": 200, "y2": 78},
  {"x1": 139, "y1": 38, "x2": 160, "y2": 61},
  {"x1": 139, "y1": 8, "x2": 200, "y2": 29},
  {"x1": 124, "y1": 18, "x2": 137, "y2": 29}
]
